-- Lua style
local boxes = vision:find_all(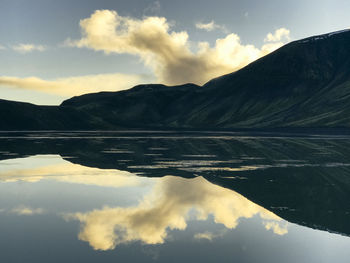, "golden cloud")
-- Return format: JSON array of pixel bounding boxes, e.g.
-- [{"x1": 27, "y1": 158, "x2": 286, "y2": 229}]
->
[
  {"x1": 67, "y1": 176, "x2": 288, "y2": 251},
  {"x1": 68, "y1": 10, "x2": 291, "y2": 85},
  {"x1": 1, "y1": 11, "x2": 290, "y2": 97},
  {"x1": 0, "y1": 73, "x2": 151, "y2": 97}
]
